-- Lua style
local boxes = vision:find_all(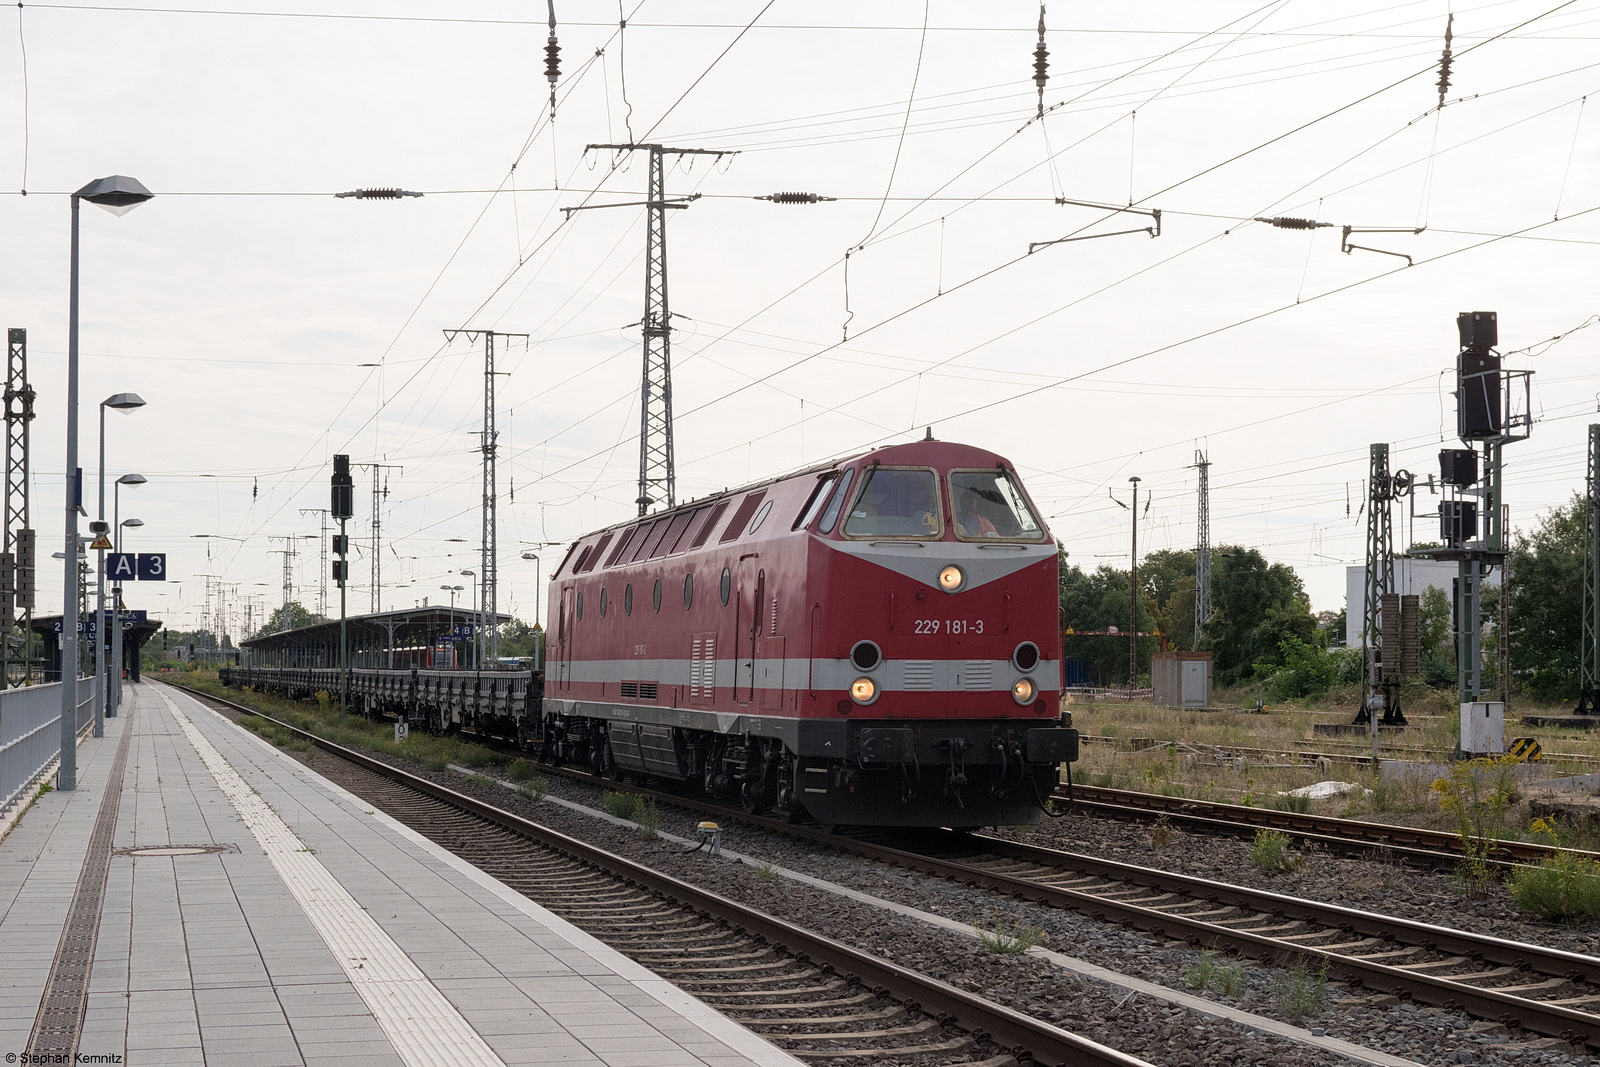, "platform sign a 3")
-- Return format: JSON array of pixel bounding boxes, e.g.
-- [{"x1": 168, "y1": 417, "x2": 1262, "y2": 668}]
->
[{"x1": 108, "y1": 552, "x2": 167, "y2": 581}]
